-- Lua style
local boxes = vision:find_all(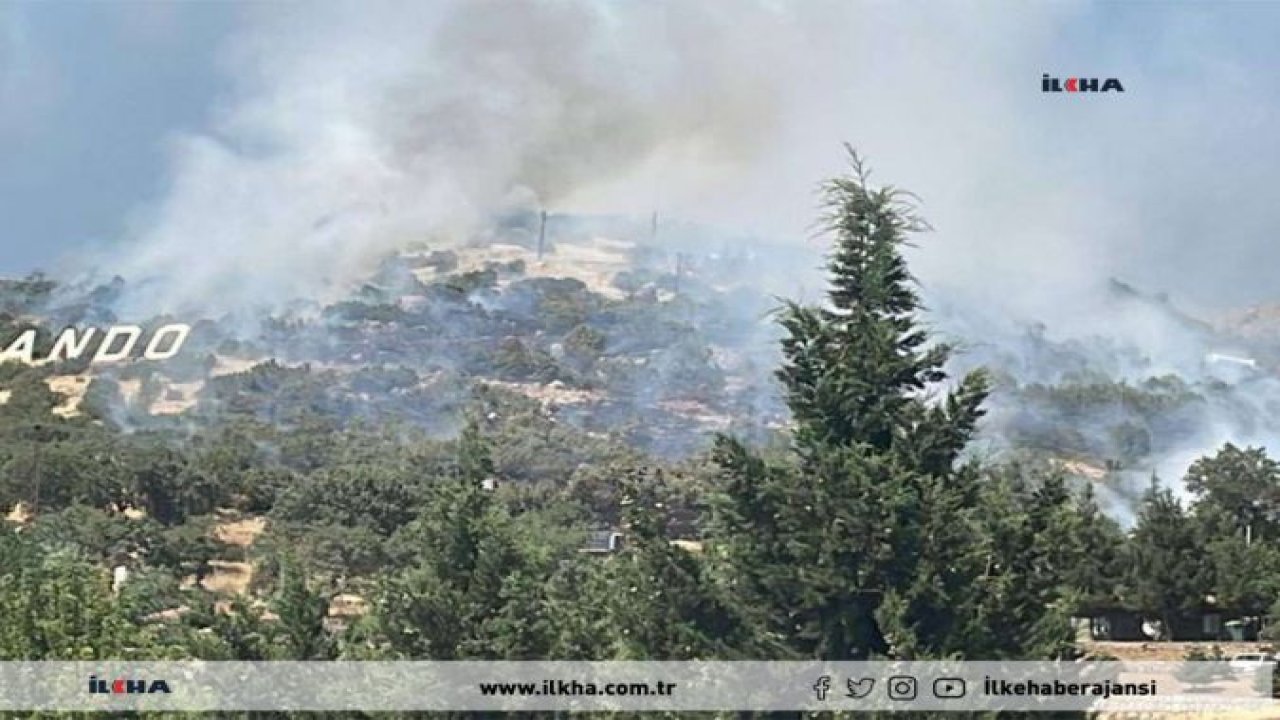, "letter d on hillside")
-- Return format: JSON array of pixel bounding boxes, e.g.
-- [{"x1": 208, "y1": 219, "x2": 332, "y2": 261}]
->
[{"x1": 93, "y1": 325, "x2": 142, "y2": 363}]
